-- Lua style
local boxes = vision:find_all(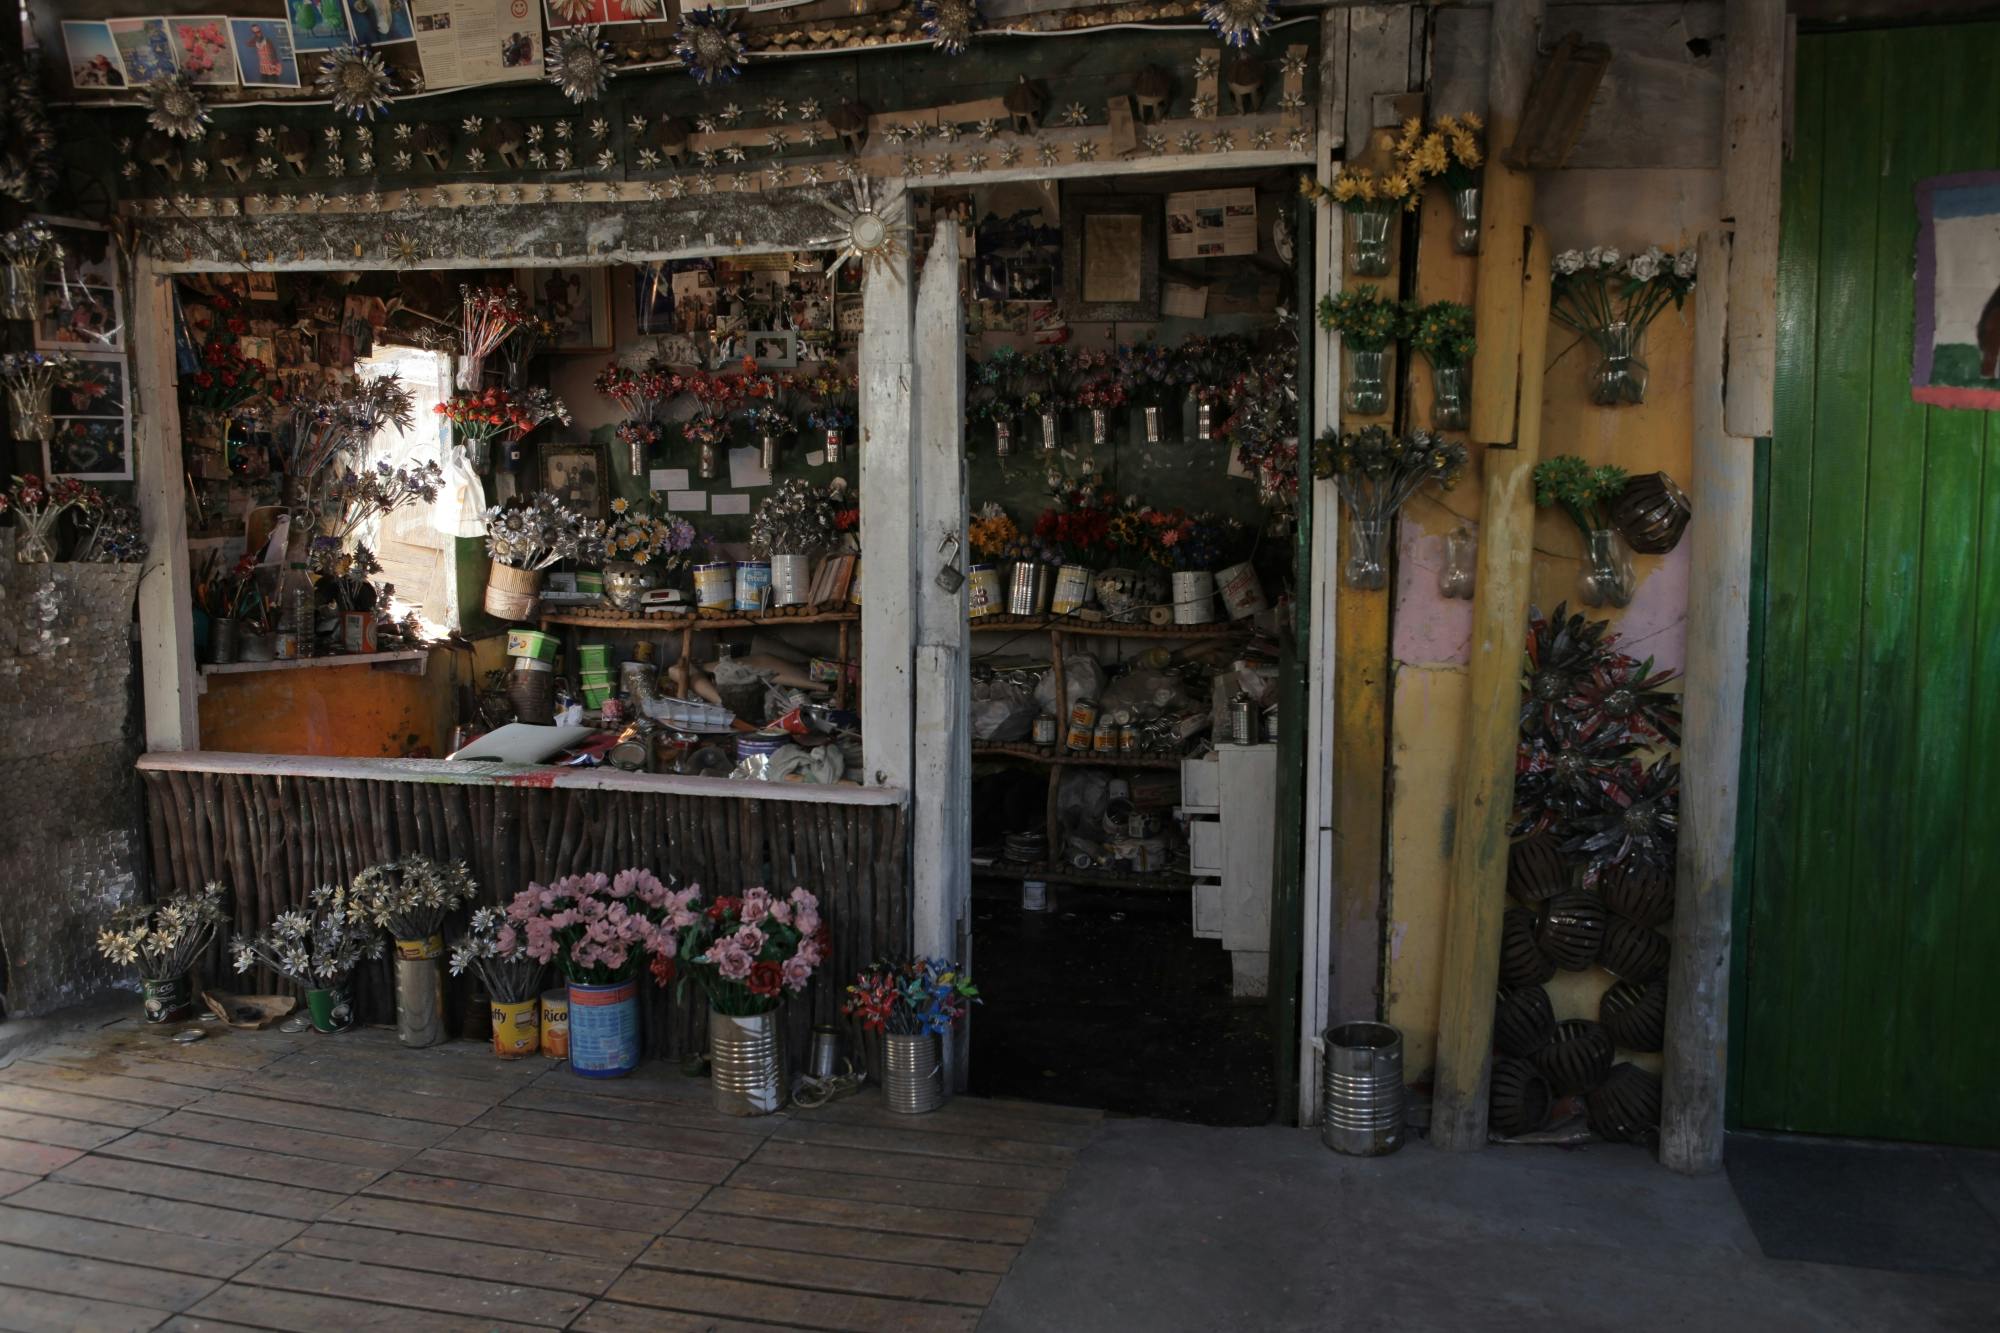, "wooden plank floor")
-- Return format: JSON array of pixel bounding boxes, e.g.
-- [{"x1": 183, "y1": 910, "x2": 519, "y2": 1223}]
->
[{"x1": 0, "y1": 1020, "x2": 1099, "y2": 1332}]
